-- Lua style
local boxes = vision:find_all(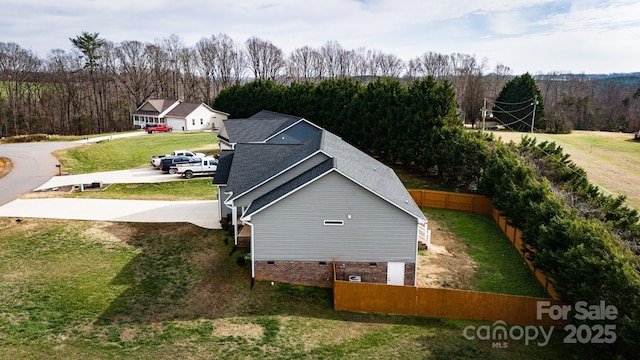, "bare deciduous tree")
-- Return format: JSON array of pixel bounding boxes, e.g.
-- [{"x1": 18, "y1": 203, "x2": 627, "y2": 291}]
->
[
  {"x1": 287, "y1": 46, "x2": 321, "y2": 82},
  {"x1": 377, "y1": 53, "x2": 405, "y2": 78},
  {"x1": 196, "y1": 33, "x2": 245, "y2": 101},
  {"x1": 159, "y1": 34, "x2": 186, "y2": 99},
  {"x1": 486, "y1": 63, "x2": 512, "y2": 99},
  {"x1": 0, "y1": 42, "x2": 41, "y2": 135},
  {"x1": 179, "y1": 47, "x2": 201, "y2": 102},
  {"x1": 419, "y1": 51, "x2": 451, "y2": 79},
  {"x1": 448, "y1": 53, "x2": 486, "y2": 128},
  {"x1": 245, "y1": 37, "x2": 285, "y2": 81},
  {"x1": 115, "y1": 40, "x2": 156, "y2": 107},
  {"x1": 43, "y1": 49, "x2": 83, "y2": 134}
]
